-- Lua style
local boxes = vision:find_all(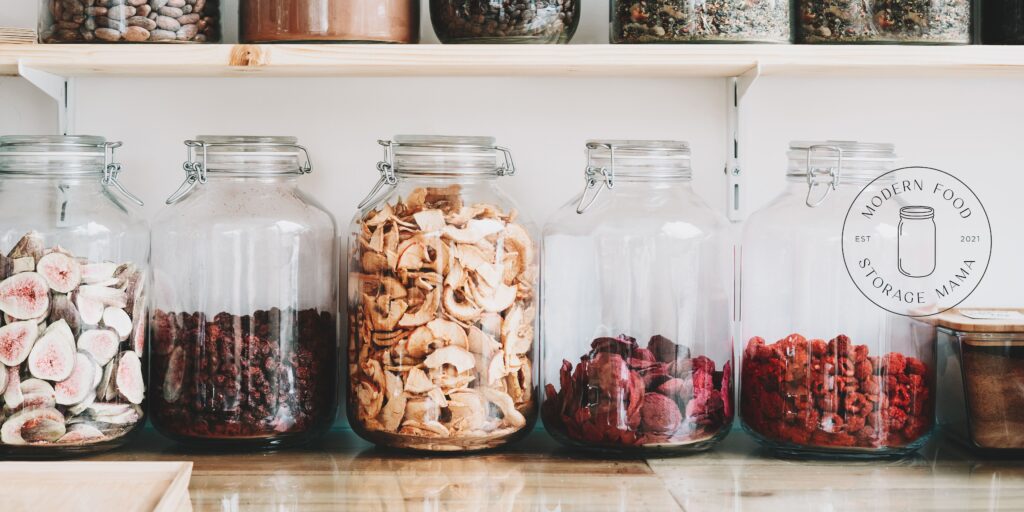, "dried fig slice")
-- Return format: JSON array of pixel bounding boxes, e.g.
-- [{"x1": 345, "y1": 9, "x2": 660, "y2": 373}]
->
[
  {"x1": 0, "y1": 272, "x2": 50, "y2": 320},
  {"x1": 77, "y1": 329, "x2": 119, "y2": 366},
  {"x1": 78, "y1": 285, "x2": 127, "y2": 309},
  {"x1": 80, "y1": 262, "x2": 117, "y2": 285},
  {"x1": 7, "y1": 232, "x2": 44, "y2": 263},
  {"x1": 87, "y1": 402, "x2": 130, "y2": 417},
  {"x1": 1, "y1": 407, "x2": 65, "y2": 444},
  {"x1": 3, "y1": 368, "x2": 22, "y2": 408},
  {"x1": 67, "y1": 392, "x2": 96, "y2": 416},
  {"x1": 0, "y1": 320, "x2": 39, "y2": 366},
  {"x1": 27, "y1": 319, "x2": 76, "y2": 381},
  {"x1": 91, "y1": 405, "x2": 140, "y2": 426},
  {"x1": 55, "y1": 352, "x2": 98, "y2": 406},
  {"x1": 36, "y1": 252, "x2": 82, "y2": 293},
  {"x1": 96, "y1": 358, "x2": 117, "y2": 401},
  {"x1": 13, "y1": 378, "x2": 57, "y2": 413},
  {"x1": 49, "y1": 294, "x2": 82, "y2": 337},
  {"x1": 162, "y1": 346, "x2": 185, "y2": 403},
  {"x1": 101, "y1": 307, "x2": 132, "y2": 341},
  {"x1": 57, "y1": 423, "x2": 105, "y2": 444},
  {"x1": 114, "y1": 351, "x2": 144, "y2": 404},
  {"x1": 75, "y1": 292, "x2": 105, "y2": 325},
  {"x1": 0, "y1": 365, "x2": 6, "y2": 395},
  {"x1": 11, "y1": 257, "x2": 35, "y2": 274}
]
